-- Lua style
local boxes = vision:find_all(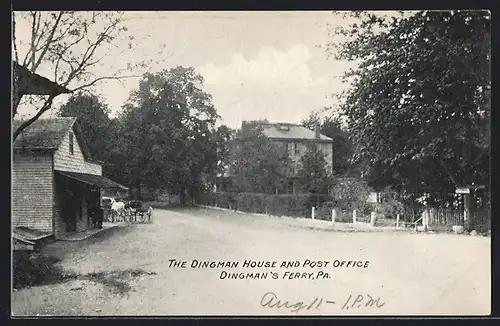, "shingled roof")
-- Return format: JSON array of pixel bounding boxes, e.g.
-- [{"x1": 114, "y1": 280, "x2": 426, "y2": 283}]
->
[
  {"x1": 242, "y1": 121, "x2": 333, "y2": 141},
  {"x1": 13, "y1": 117, "x2": 77, "y2": 150}
]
